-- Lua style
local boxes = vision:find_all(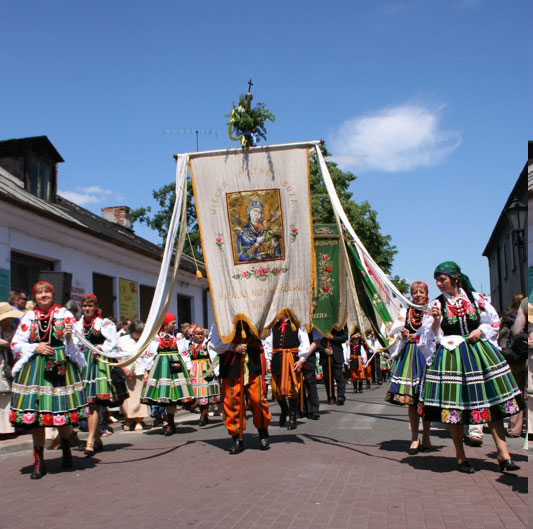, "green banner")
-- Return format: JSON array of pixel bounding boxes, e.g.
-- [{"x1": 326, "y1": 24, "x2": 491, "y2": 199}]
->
[
  {"x1": 346, "y1": 242, "x2": 393, "y2": 346},
  {"x1": 312, "y1": 224, "x2": 341, "y2": 335}
]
